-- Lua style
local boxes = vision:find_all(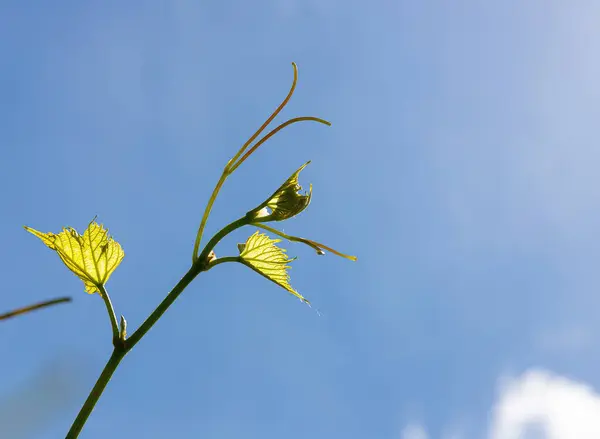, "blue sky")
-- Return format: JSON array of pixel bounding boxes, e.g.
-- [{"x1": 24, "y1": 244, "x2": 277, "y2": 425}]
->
[{"x1": 2, "y1": 1, "x2": 600, "y2": 438}]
